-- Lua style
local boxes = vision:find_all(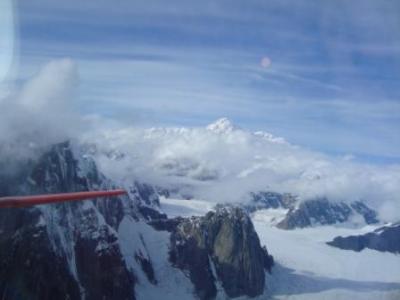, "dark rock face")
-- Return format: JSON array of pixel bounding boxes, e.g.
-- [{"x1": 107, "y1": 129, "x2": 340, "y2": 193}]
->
[
  {"x1": 74, "y1": 205, "x2": 135, "y2": 300},
  {"x1": 0, "y1": 208, "x2": 81, "y2": 300},
  {"x1": 169, "y1": 206, "x2": 273, "y2": 299},
  {"x1": 277, "y1": 198, "x2": 378, "y2": 230},
  {"x1": 0, "y1": 141, "x2": 276, "y2": 300},
  {"x1": 170, "y1": 227, "x2": 217, "y2": 300},
  {"x1": 327, "y1": 223, "x2": 400, "y2": 253},
  {"x1": 0, "y1": 142, "x2": 163, "y2": 300}
]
